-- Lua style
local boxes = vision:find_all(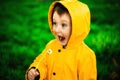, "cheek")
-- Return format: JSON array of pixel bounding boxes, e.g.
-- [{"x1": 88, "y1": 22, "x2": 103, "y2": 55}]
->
[
  {"x1": 64, "y1": 31, "x2": 70, "y2": 38},
  {"x1": 66, "y1": 28, "x2": 71, "y2": 37},
  {"x1": 52, "y1": 28, "x2": 56, "y2": 35}
]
